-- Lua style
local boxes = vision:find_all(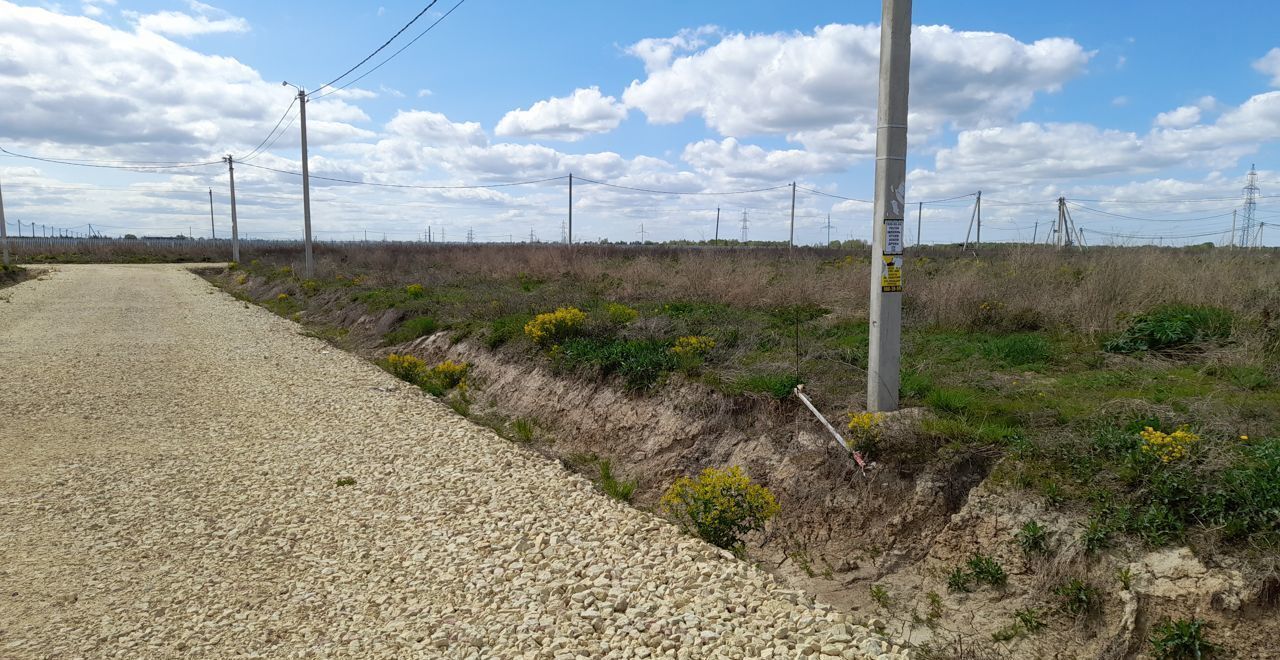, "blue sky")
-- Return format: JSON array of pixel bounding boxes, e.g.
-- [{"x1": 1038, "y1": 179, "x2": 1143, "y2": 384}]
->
[{"x1": 2, "y1": 0, "x2": 1279, "y2": 246}]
